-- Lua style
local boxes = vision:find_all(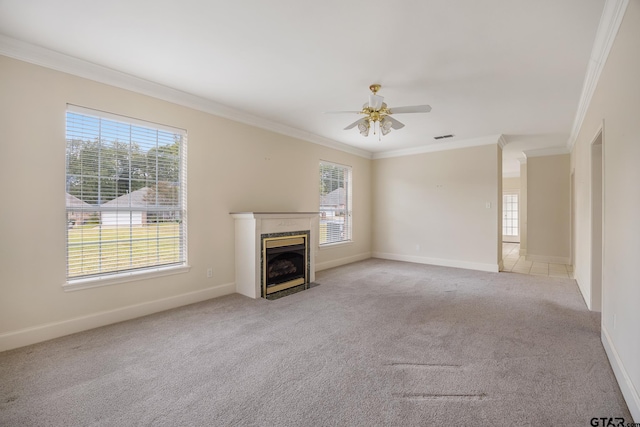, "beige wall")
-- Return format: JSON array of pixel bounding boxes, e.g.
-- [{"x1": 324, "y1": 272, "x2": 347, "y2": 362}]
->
[
  {"x1": 502, "y1": 177, "x2": 520, "y2": 191},
  {"x1": 372, "y1": 144, "x2": 501, "y2": 271},
  {"x1": 526, "y1": 154, "x2": 570, "y2": 263},
  {"x1": 571, "y1": 1, "x2": 640, "y2": 419},
  {"x1": 0, "y1": 56, "x2": 371, "y2": 348}
]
